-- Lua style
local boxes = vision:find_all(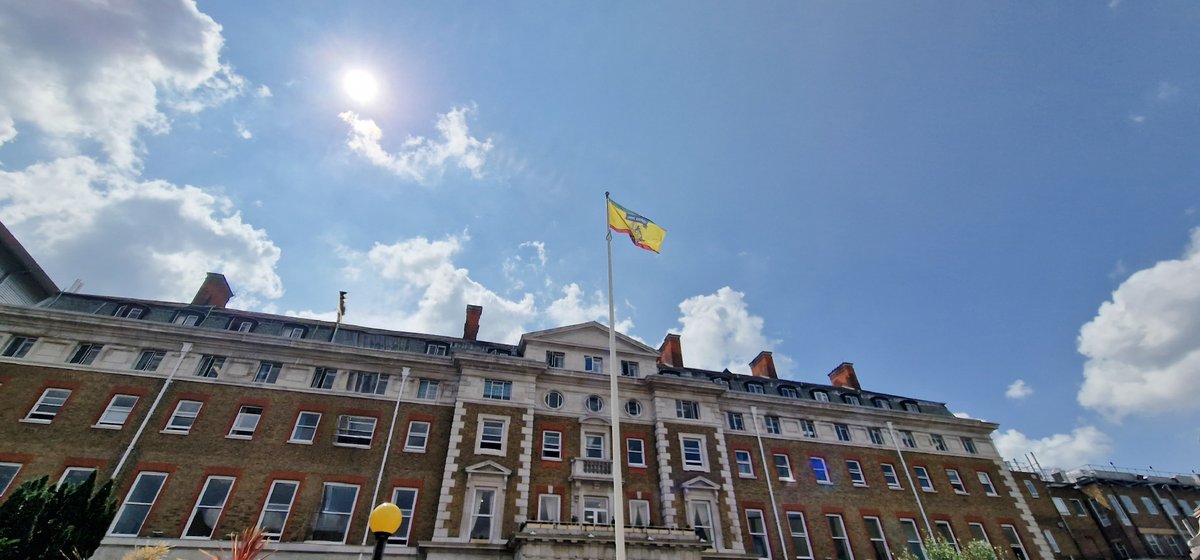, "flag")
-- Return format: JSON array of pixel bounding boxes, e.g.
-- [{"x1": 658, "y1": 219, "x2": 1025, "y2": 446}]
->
[{"x1": 607, "y1": 198, "x2": 666, "y2": 253}]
